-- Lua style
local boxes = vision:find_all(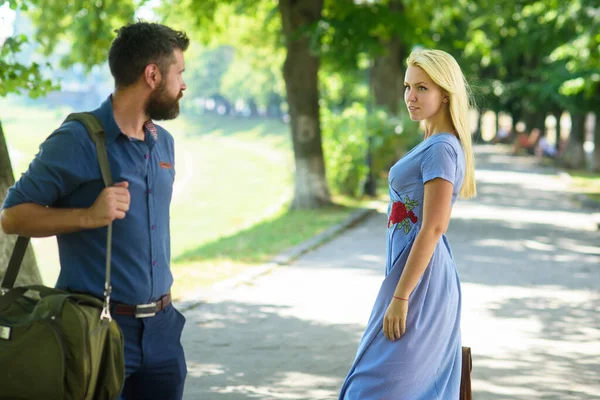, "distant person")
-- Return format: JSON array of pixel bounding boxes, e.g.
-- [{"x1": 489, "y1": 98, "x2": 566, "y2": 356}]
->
[
  {"x1": 1, "y1": 22, "x2": 190, "y2": 400},
  {"x1": 492, "y1": 126, "x2": 512, "y2": 144},
  {"x1": 535, "y1": 131, "x2": 560, "y2": 159},
  {"x1": 513, "y1": 127, "x2": 541, "y2": 155},
  {"x1": 338, "y1": 49, "x2": 476, "y2": 399}
]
